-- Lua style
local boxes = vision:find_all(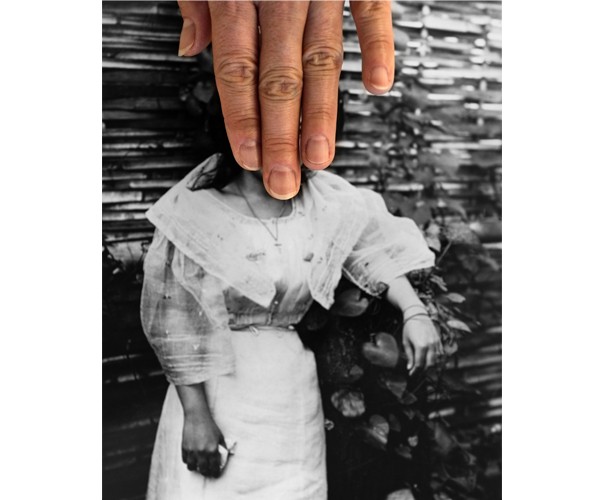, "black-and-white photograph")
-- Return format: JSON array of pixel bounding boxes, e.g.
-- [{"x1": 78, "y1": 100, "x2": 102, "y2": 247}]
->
[{"x1": 102, "y1": 2, "x2": 502, "y2": 499}]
